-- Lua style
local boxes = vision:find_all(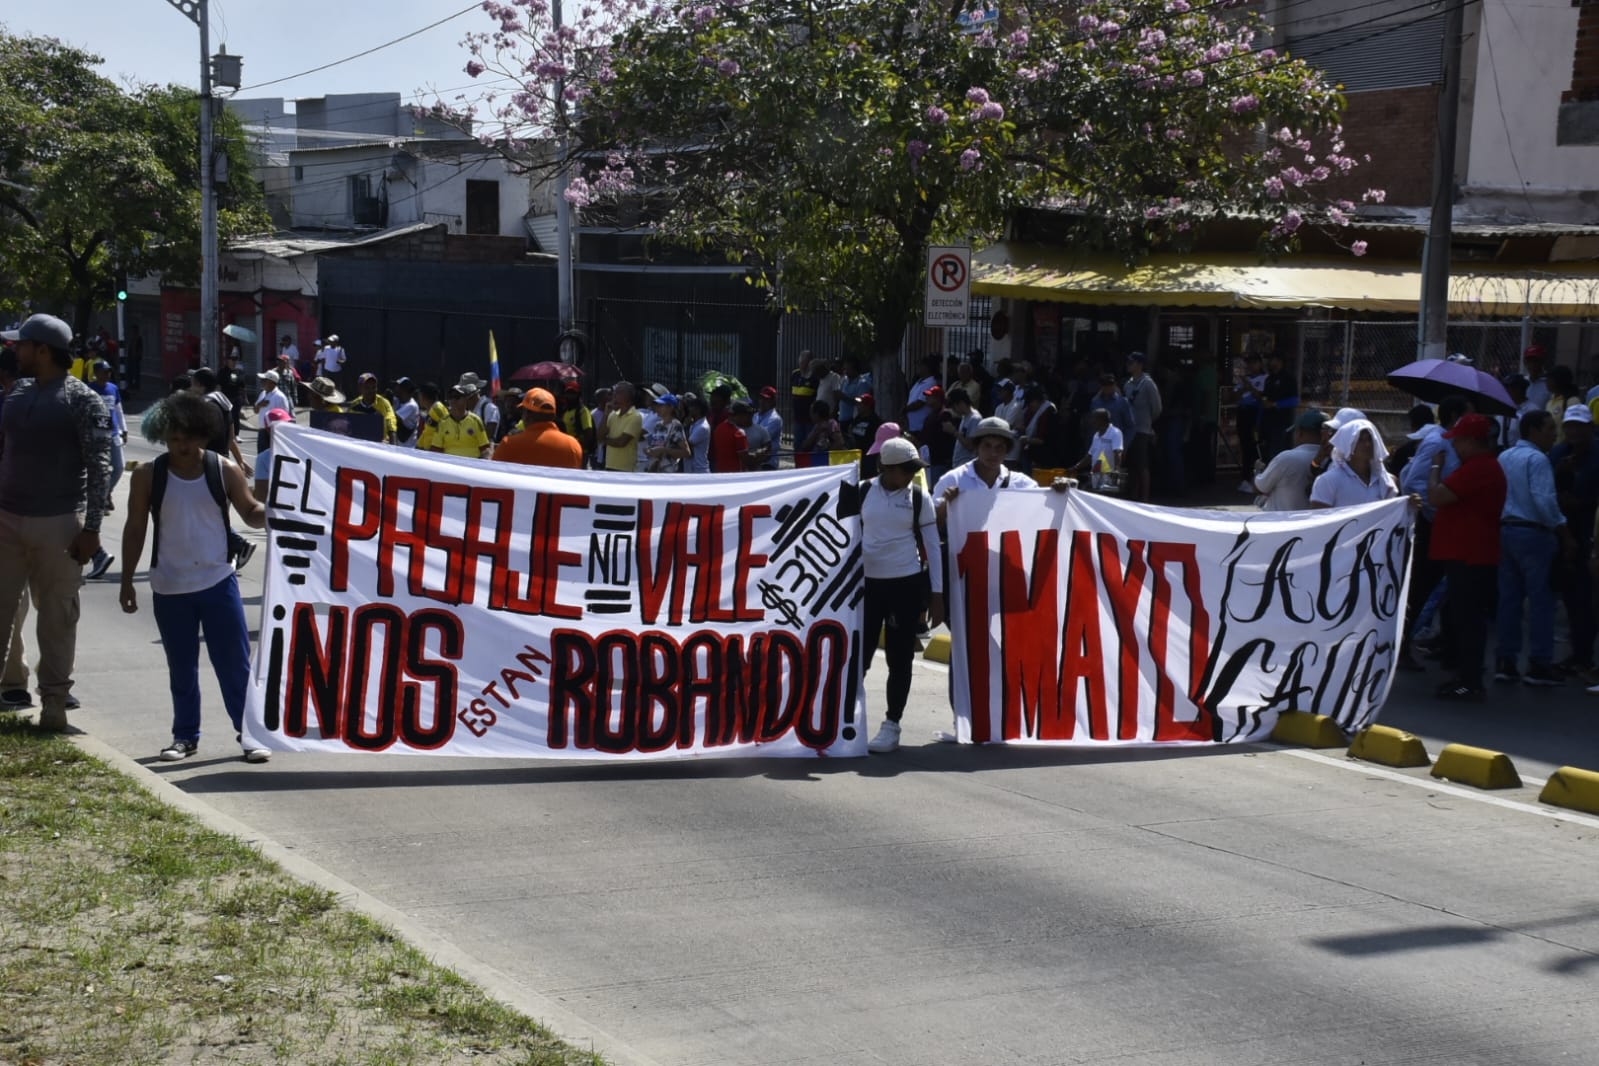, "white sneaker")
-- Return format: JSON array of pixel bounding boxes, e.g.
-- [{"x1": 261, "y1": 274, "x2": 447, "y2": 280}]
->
[{"x1": 867, "y1": 721, "x2": 901, "y2": 753}]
